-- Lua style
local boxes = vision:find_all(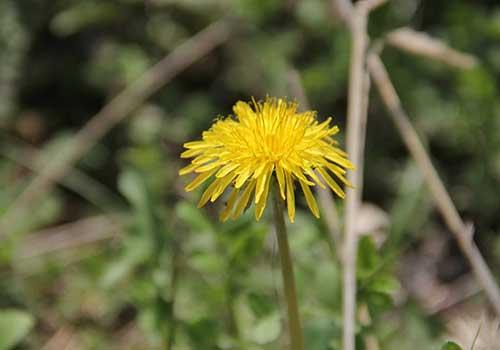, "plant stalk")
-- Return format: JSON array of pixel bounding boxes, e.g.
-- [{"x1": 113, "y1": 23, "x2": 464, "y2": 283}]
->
[{"x1": 272, "y1": 181, "x2": 304, "y2": 350}]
